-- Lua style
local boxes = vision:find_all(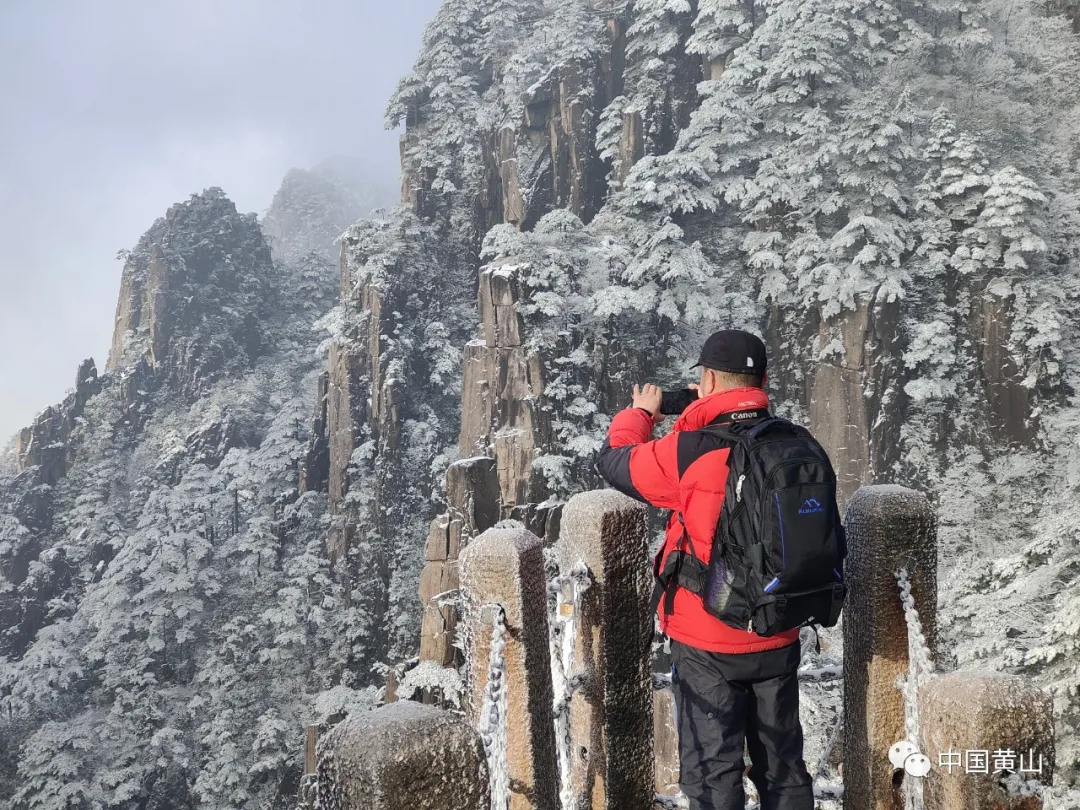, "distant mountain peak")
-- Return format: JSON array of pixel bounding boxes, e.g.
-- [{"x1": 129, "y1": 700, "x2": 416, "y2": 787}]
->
[
  {"x1": 106, "y1": 187, "x2": 274, "y2": 396},
  {"x1": 261, "y1": 161, "x2": 395, "y2": 266}
]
